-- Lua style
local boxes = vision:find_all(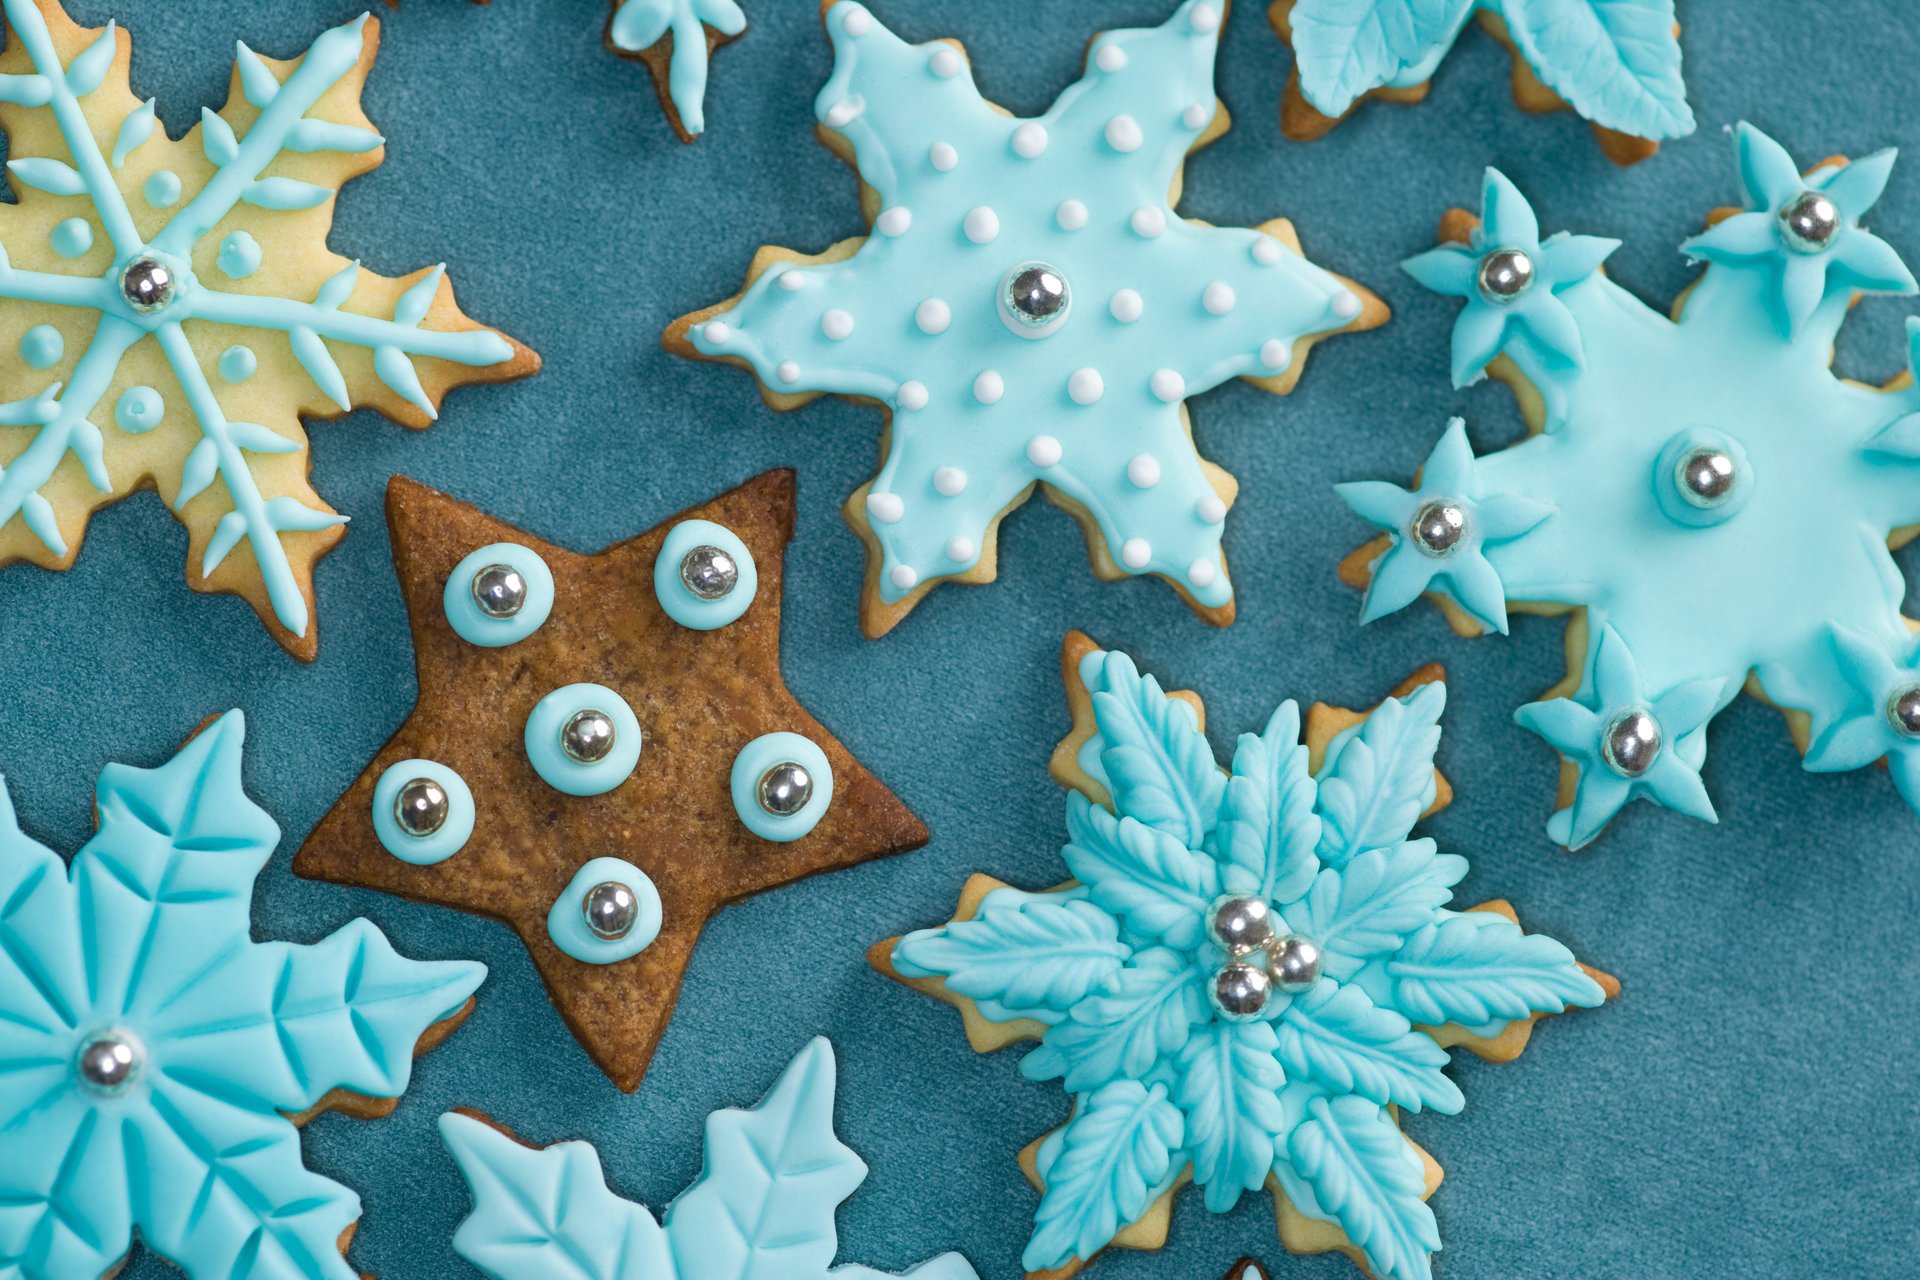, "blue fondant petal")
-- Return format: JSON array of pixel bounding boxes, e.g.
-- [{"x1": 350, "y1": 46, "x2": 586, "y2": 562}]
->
[
  {"x1": 1513, "y1": 696, "x2": 1599, "y2": 758},
  {"x1": 1479, "y1": 169, "x2": 1539, "y2": 250},
  {"x1": 1449, "y1": 304, "x2": 1508, "y2": 387},
  {"x1": 1827, "y1": 622, "x2": 1902, "y2": 700},
  {"x1": 1649, "y1": 675, "x2": 1727, "y2": 738},
  {"x1": 1089, "y1": 650, "x2": 1227, "y2": 848},
  {"x1": 1641, "y1": 753, "x2": 1718, "y2": 824},
  {"x1": 1173, "y1": 1020, "x2": 1286, "y2": 1211},
  {"x1": 1536, "y1": 232, "x2": 1620, "y2": 286},
  {"x1": 1886, "y1": 746, "x2": 1920, "y2": 814},
  {"x1": 1387, "y1": 913, "x2": 1605, "y2": 1029},
  {"x1": 1680, "y1": 210, "x2": 1780, "y2": 264},
  {"x1": 1861, "y1": 409, "x2": 1920, "y2": 459},
  {"x1": 1472, "y1": 491, "x2": 1554, "y2": 542},
  {"x1": 1830, "y1": 228, "x2": 1919, "y2": 297},
  {"x1": 1287, "y1": 0, "x2": 1474, "y2": 118},
  {"x1": 1734, "y1": 121, "x2": 1806, "y2": 209},
  {"x1": 1061, "y1": 795, "x2": 1219, "y2": 953},
  {"x1": 1779, "y1": 249, "x2": 1830, "y2": 337},
  {"x1": 1020, "y1": 948, "x2": 1208, "y2": 1092},
  {"x1": 1314, "y1": 682, "x2": 1446, "y2": 869},
  {"x1": 892, "y1": 891, "x2": 1129, "y2": 1019},
  {"x1": 1287, "y1": 1094, "x2": 1440, "y2": 1280},
  {"x1": 1588, "y1": 625, "x2": 1646, "y2": 710},
  {"x1": 1023, "y1": 1080, "x2": 1184, "y2": 1272},
  {"x1": 1361, "y1": 544, "x2": 1440, "y2": 624},
  {"x1": 1400, "y1": 244, "x2": 1478, "y2": 297},
  {"x1": 1418, "y1": 417, "x2": 1477, "y2": 495},
  {"x1": 1499, "y1": 0, "x2": 1692, "y2": 141},
  {"x1": 1284, "y1": 841, "x2": 1461, "y2": 978},
  {"x1": 1214, "y1": 701, "x2": 1322, "y2": 905},
  {"x1": 1335, "y1": 478, "x2": 1417, "y2": 530},
  {"x1": 1515, "y1": 292, "x2": 1586, "y2": 369},
  {"x1": 1443, "y1": 551, "x2": 1511, "y2": 634},
  {"x1": 1564, "y1": 767, "x2": 1634, "y2": 851},
  {"x1": 1803, "y1": 712, "x2": 1889, "y2": 773},
  {"x1": 1819, "y1": 147, "x2": 1897, "y2": 218},
  {"x1": 1275, "y1": 980, "x2": 1462, "y2": 1115}
]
